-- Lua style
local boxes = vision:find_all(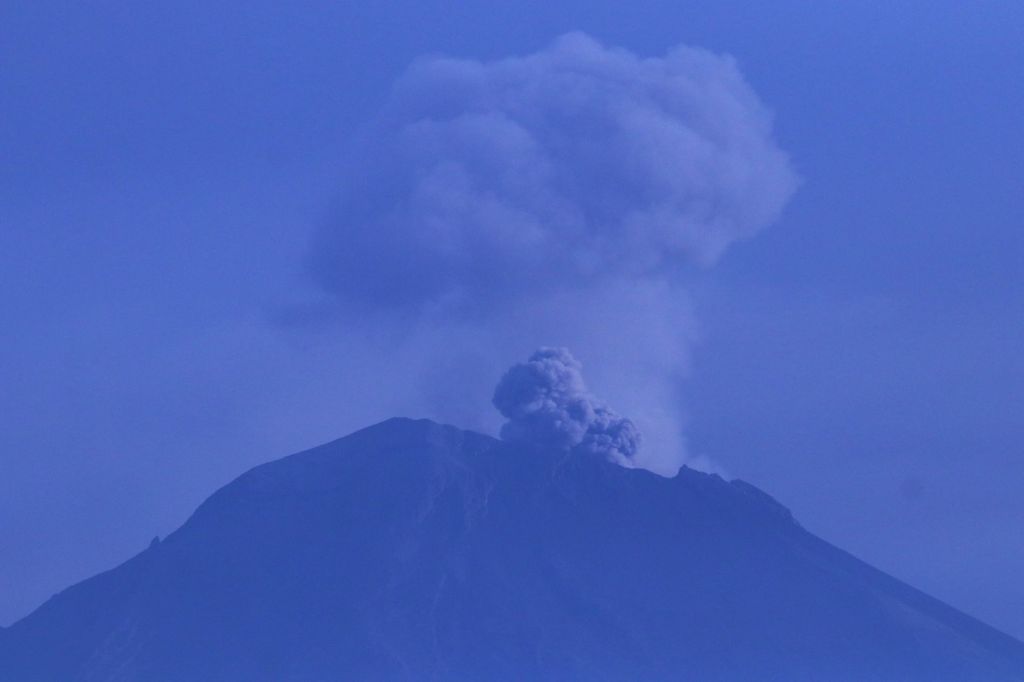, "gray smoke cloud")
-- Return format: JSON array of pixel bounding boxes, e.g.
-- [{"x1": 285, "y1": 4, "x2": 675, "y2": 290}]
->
[
  {"x1": 493, "y1": 348, "x2": 640, "y2": 464},
  {"x1": 306, "y1": 33, "x2": 797, "y2": 475},
  {"x1": 310, "y1": 32, "x2": 797, "y2": 312}
]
